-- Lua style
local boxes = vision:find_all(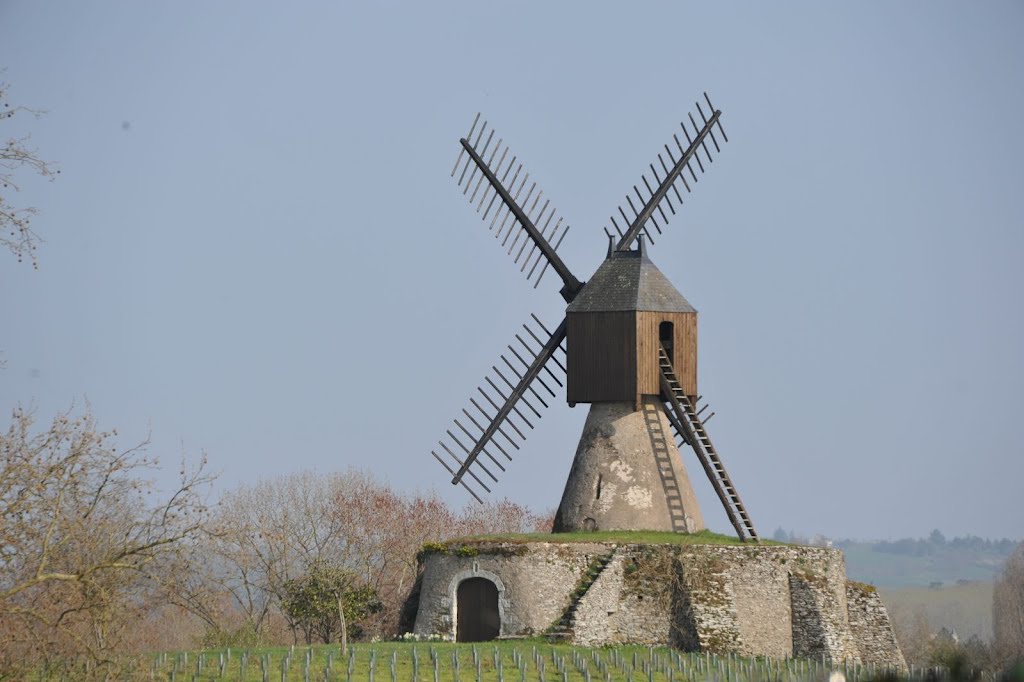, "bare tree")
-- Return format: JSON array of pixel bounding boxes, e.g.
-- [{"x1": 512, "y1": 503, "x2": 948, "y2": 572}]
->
[
  {"x1": 168, "y1": 468, "x2": 553, "y2": 645},
  {"x1": 0, "y1": 405, "x2": 213, "y2": 679},
  {"x1": 166, "y1": 471, "x2": 357, "y2": 645},
  {"x1": 994, "y1": 542, "x2": 1024, "y2": 663},
  {"x1": 1, "y1": 79, "x2": 57, "y2": 268}
]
